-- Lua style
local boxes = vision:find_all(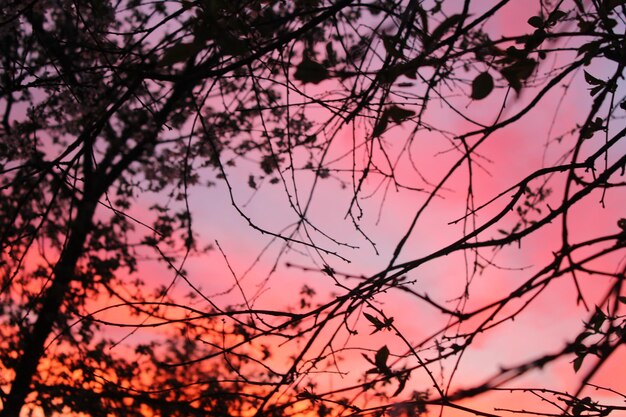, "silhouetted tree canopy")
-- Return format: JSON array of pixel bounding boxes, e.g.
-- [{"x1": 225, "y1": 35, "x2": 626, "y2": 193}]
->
[{"x1": 1, "y1": 0, "x2": 626, "y2": 416}]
